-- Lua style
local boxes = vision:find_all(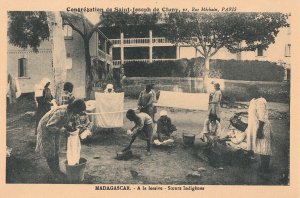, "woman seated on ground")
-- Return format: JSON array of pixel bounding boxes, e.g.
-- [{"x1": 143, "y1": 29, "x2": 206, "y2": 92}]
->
[
  {"x1": 224, "y1": 127, "x2": 247, "y2": 150},
  {"x1": 199, "y1": 113, "x2": 221, "y2": 143},
  {"x1": 156, "y1": 110, "x2": 177, "y2": 142}
]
